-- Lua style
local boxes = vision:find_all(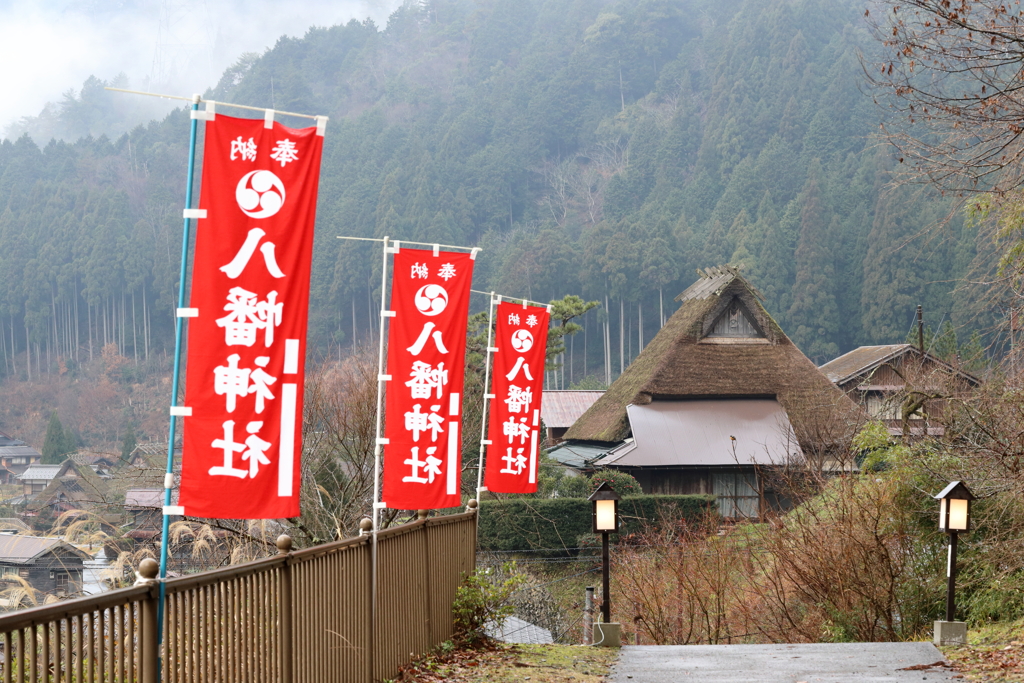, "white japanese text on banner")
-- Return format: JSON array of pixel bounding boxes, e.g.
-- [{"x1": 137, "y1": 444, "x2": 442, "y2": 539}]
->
[
  {"x1": 382, "y1": 249, "x2": 474, "y2": 510},
  {"x1": 179, "y1": 114, "x2": 324, "y2": 519}
]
